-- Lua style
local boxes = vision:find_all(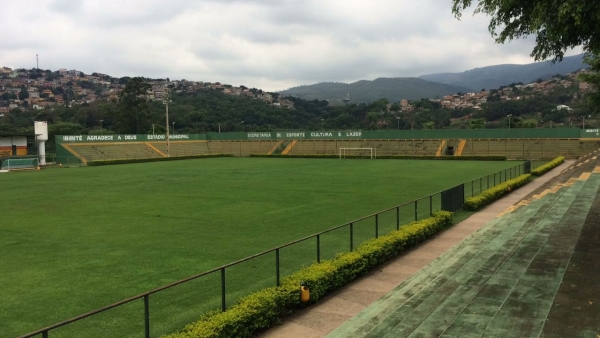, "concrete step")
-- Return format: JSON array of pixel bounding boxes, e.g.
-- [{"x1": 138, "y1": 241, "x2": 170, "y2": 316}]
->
[
  {"x1": 478, "y1": 173, "x2": 600, "y2": 337},
  {"x1": 327, "y1": 181, "x2": 574, "y2": 338},
  {"x1": 368, "y1": 182, "x2": 585, "y2": 338},
  {"x1": 415, "y1": 180, "x2": 590, "y2": 338}
]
